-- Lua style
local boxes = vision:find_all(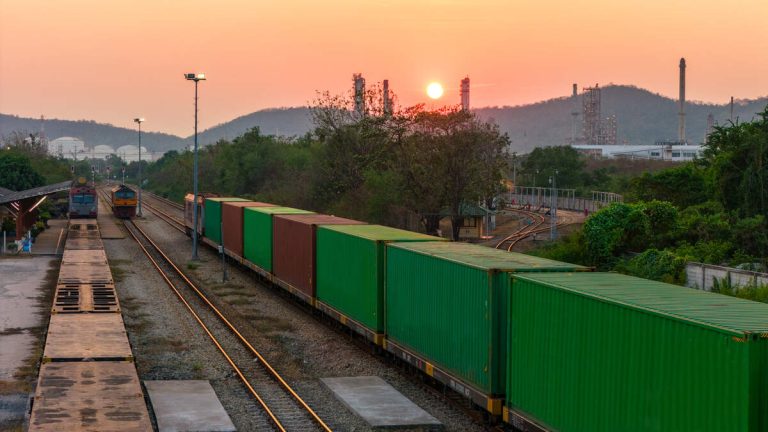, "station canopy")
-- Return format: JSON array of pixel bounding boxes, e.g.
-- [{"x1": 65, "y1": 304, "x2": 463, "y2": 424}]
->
[{"x1": 0, "y1": 181, "x2": 73, "y2": 206}]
